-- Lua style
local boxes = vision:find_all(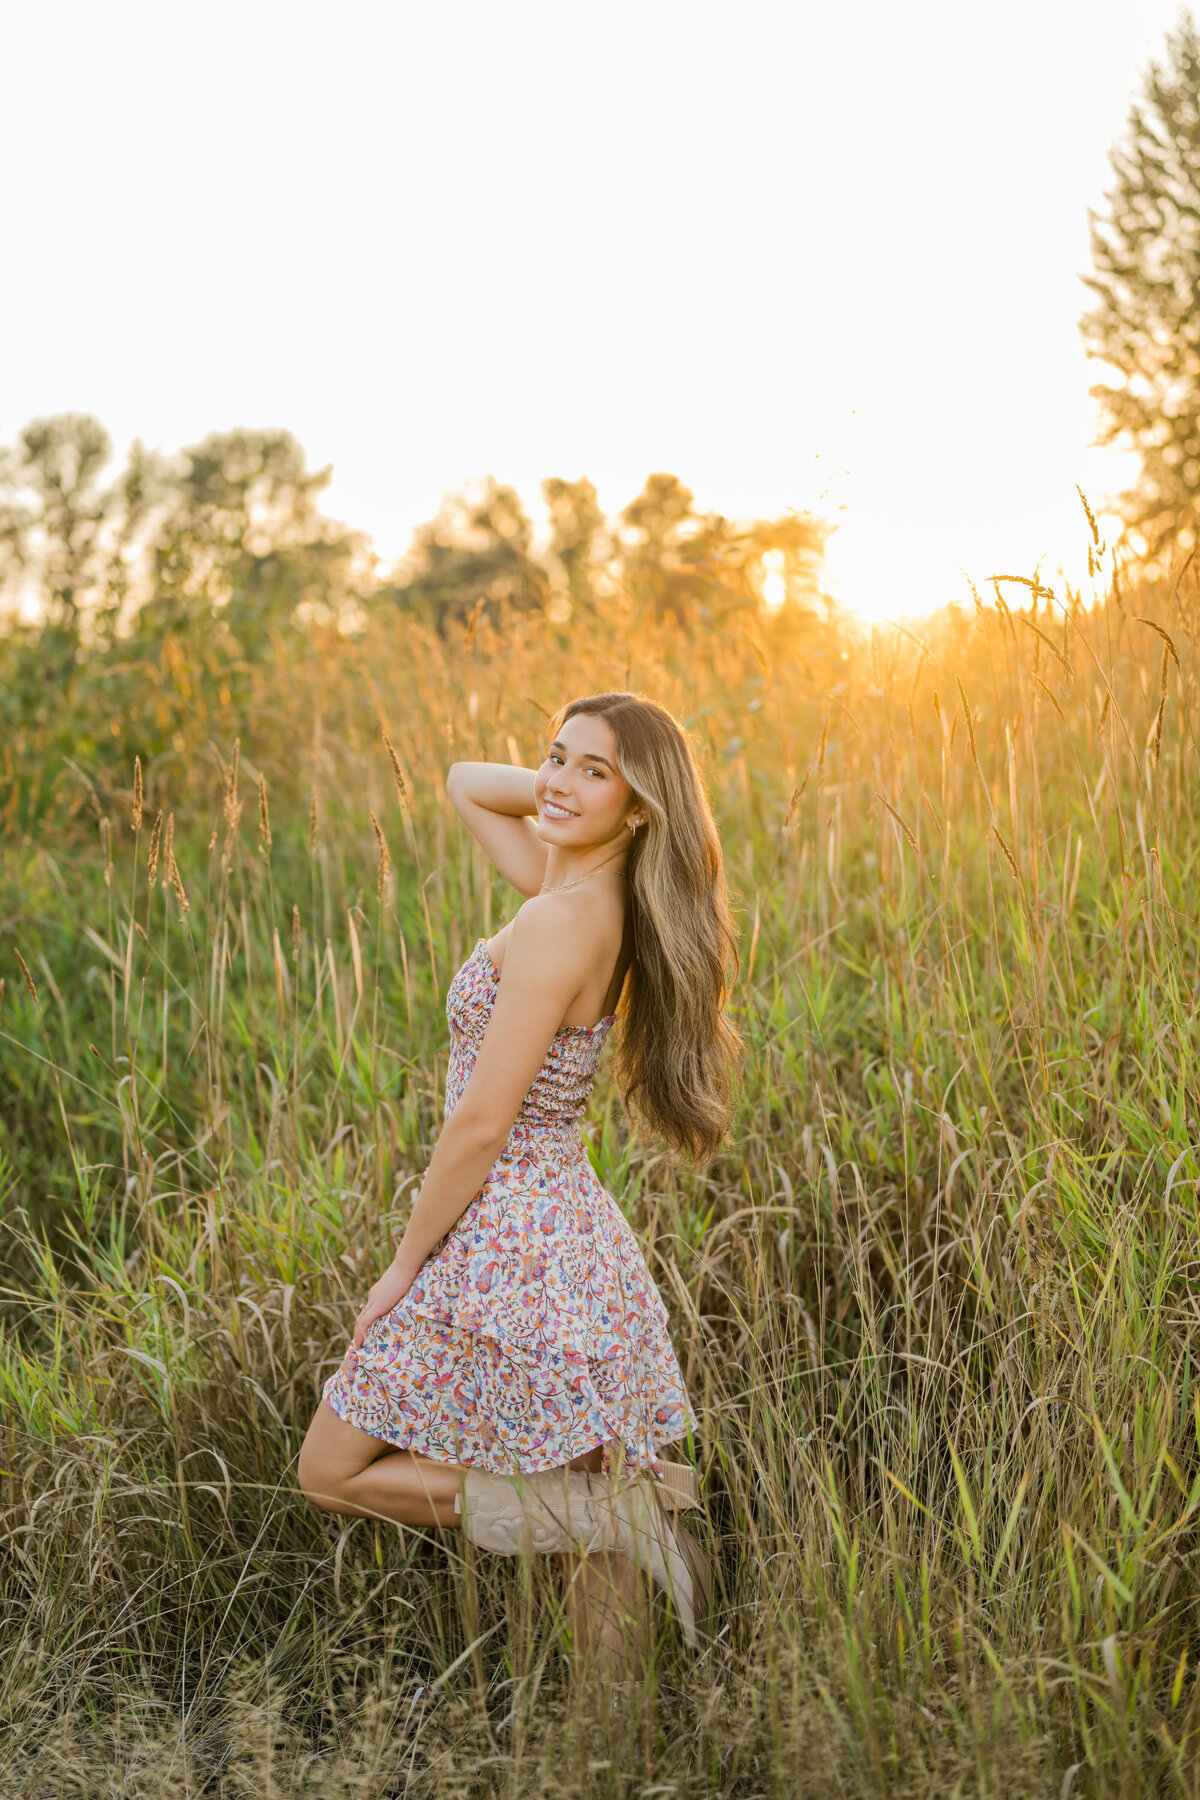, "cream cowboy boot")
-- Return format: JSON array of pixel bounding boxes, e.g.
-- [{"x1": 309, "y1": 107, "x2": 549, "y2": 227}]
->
[{"x1": 454, "y1": 1460, "x2": 710, "y2": 1648}]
